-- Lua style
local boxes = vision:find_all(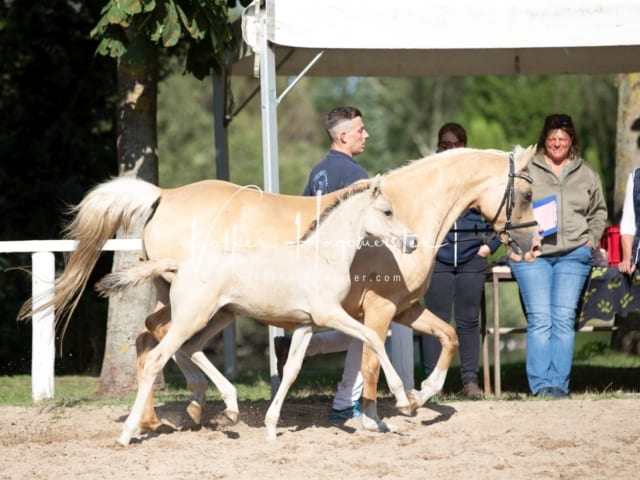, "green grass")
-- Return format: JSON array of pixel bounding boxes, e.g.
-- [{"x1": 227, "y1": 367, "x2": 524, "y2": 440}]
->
[{"x1": 1, "y1": 343, "x2": 638, "y2": 407}]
